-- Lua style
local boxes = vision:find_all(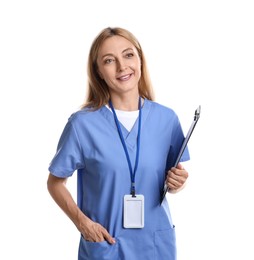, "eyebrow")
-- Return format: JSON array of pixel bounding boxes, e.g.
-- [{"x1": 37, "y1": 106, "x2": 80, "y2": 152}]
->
[{"x1": 101, "y1": 48, "x2": 134, "y2": 60}]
